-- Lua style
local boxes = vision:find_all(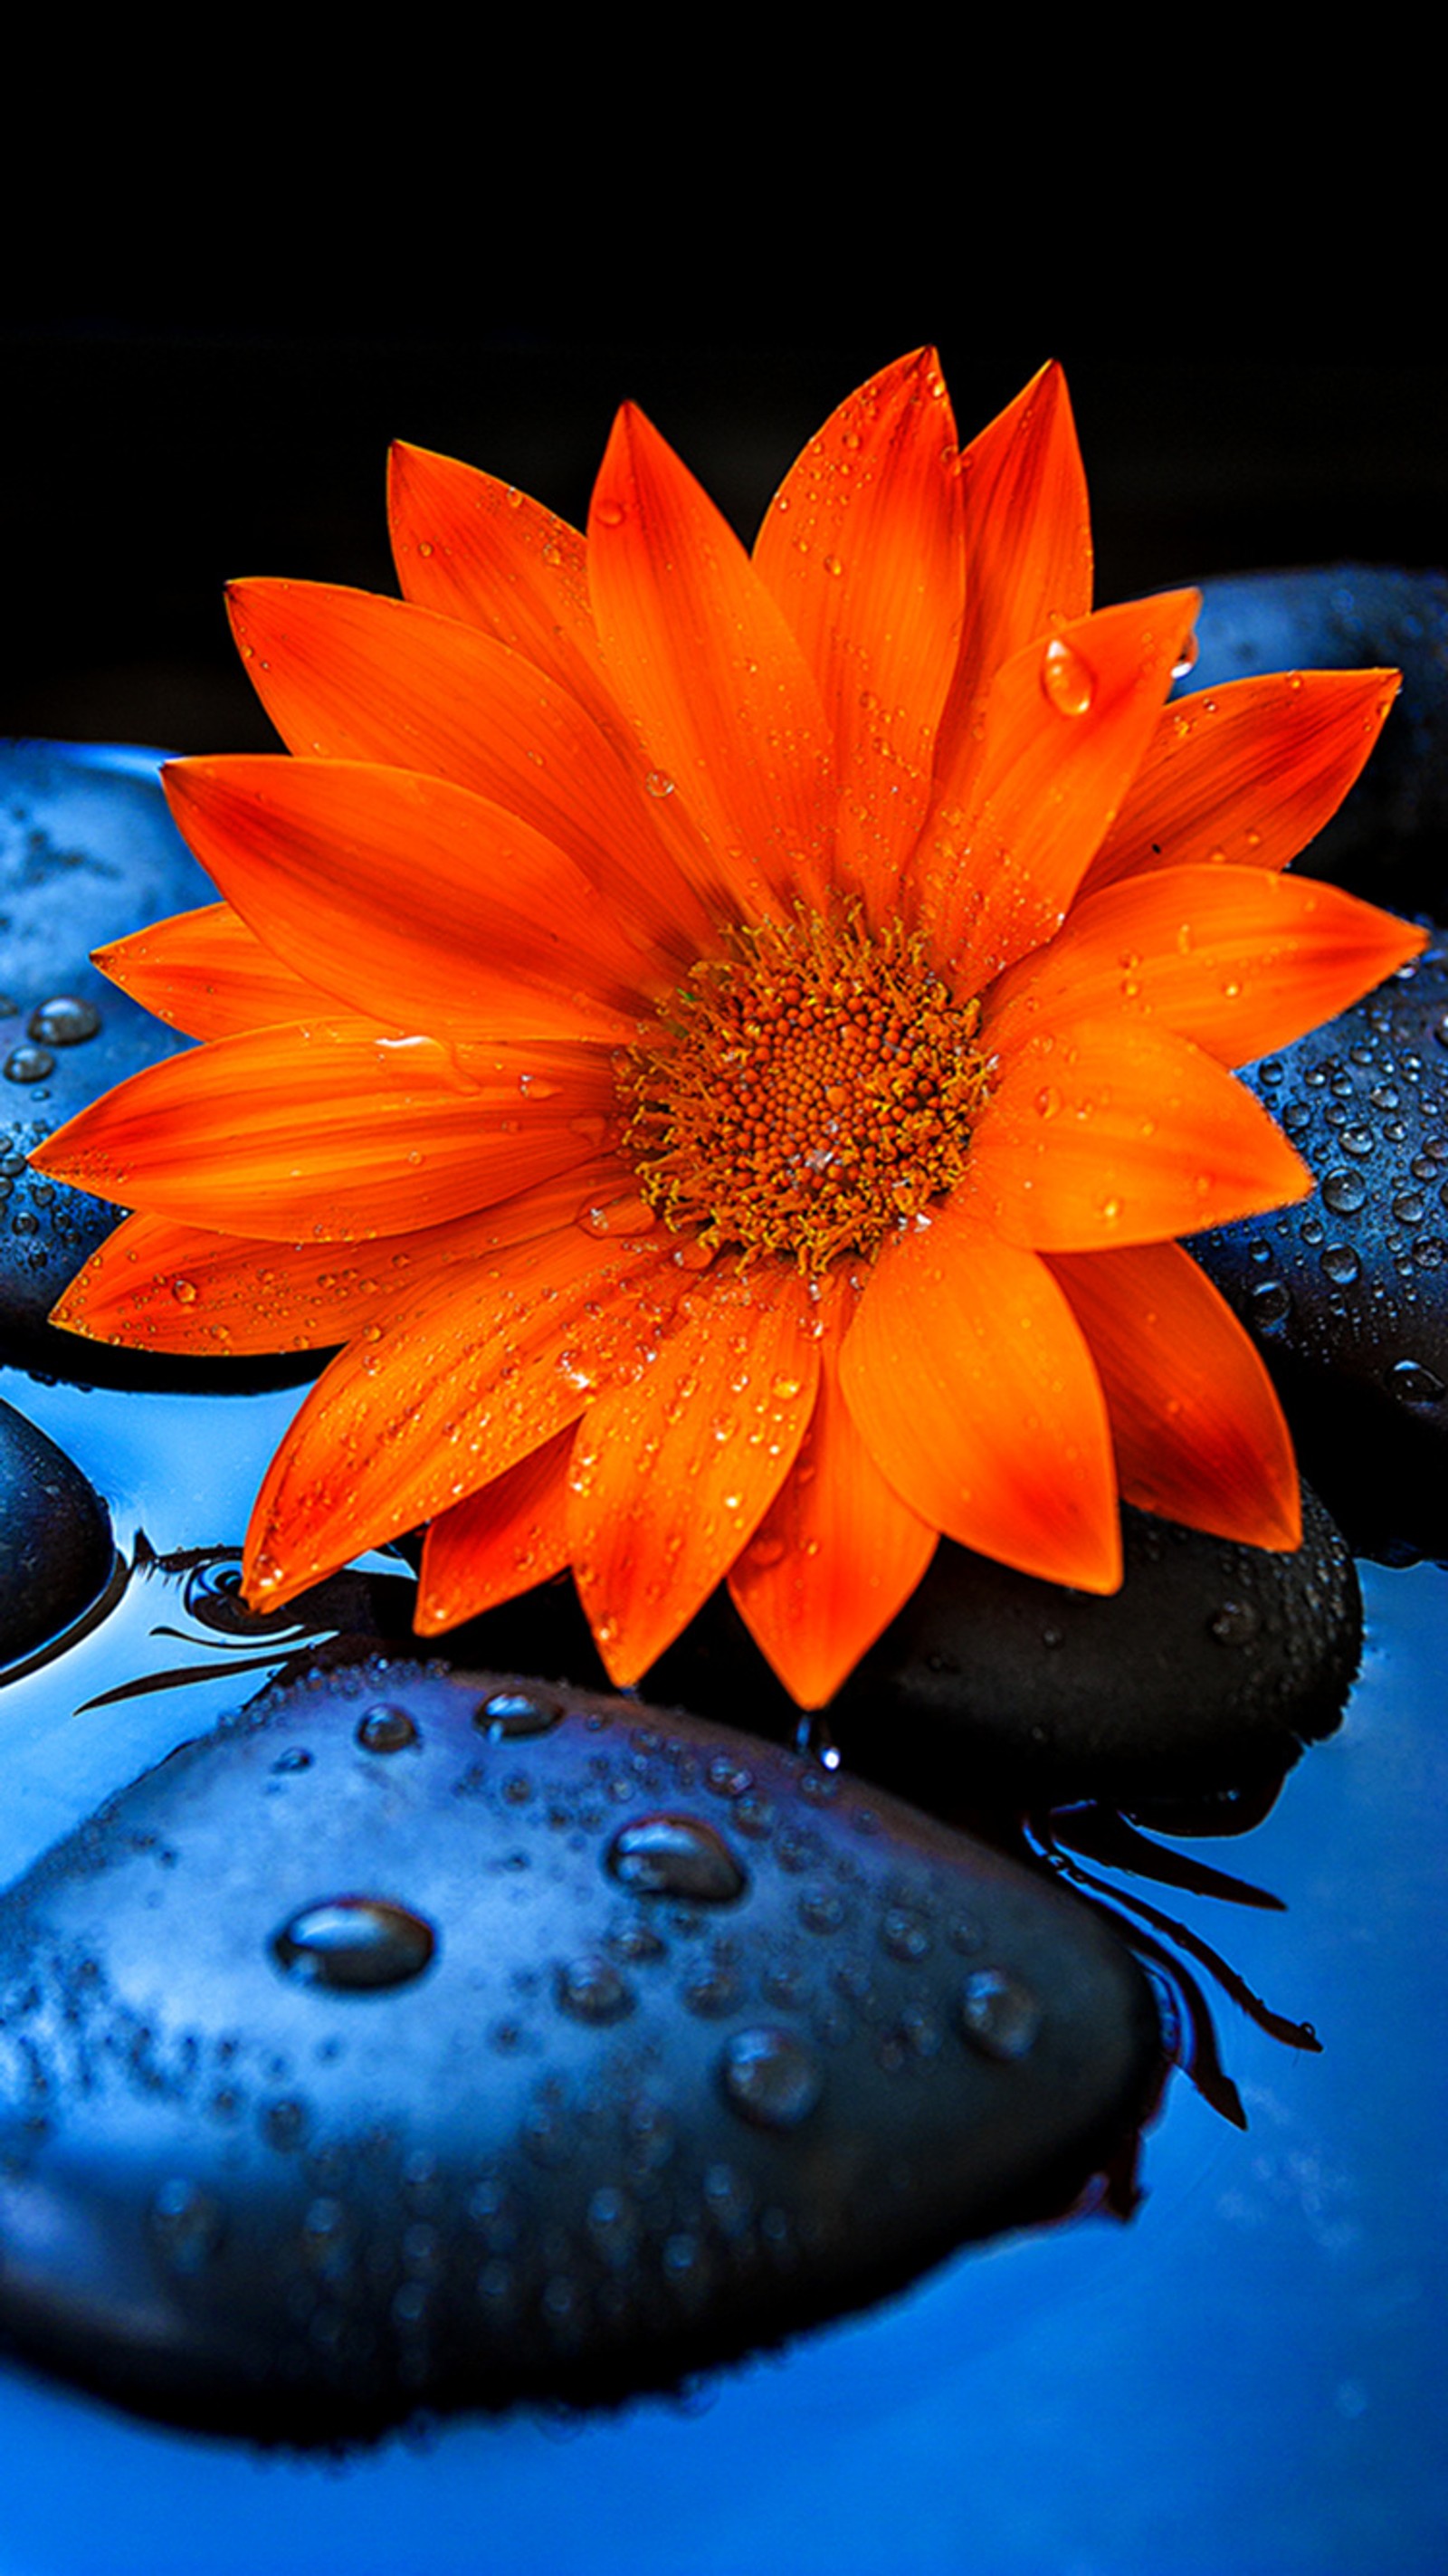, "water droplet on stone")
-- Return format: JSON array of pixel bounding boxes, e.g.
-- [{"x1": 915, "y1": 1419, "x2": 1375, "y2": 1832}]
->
[
  {"x1": 555, "y1": 1955, "x2": 634, "y2": 2025},
  {"x1": 605, "y1": 1815, "x2": 747, "y2": 1903},
  {"x1": 719, "y1": 2027, "x2": 824, "y2": 2129},
  {"x1": 149, "y1": 2178, "x2": 224, "y2": 2274},
  {"x1": 1040, "y1": 634, "x2": 1094, "y2": 717},
  {"x1": 1388, "y1": 1358, "x2": 1446, "y2": 1405},
  {"x1": 1322, "y1": 1169, "x2": 1367, "y2": 1215},
  {"x1": 474, "y1": 1691, "x2": 560, "y2": 1740},
  {"x1": 272, "y1": 1897, "x2": 436, "y2": 1992},
  {"x1": 357, "y1": 1703, "x2": 421, "y2": 1753},
  {"x1": 1210, "y1": 1598, "x2": 1261, "y2": 1645},
  {"x1": 5, "y1": 1044, "x2": 54, "y2": 1083},
  {"x1": 958, "y1": 1967, "x2": 1042, "y2": 2062},
  {"x1": 28, "y1": 995, "x2": 101, "y2": 1045},
  {"x1": 1320, "y1": 1244, "x2": 1360, "y2": 1285},
  {"x1": 1250, "y1": 1280, "x2": 1292, "y2": 1327}
]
